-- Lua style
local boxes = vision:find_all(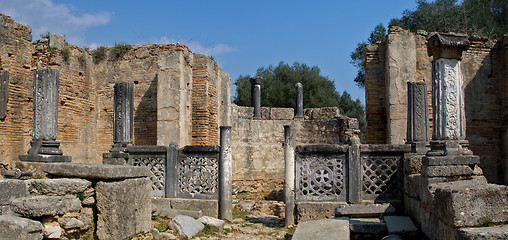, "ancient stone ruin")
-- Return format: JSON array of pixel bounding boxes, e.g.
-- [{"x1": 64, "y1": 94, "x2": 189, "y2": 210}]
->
[{"x1": 0, "y1": 13, "x2": 507, "y2": 240}]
